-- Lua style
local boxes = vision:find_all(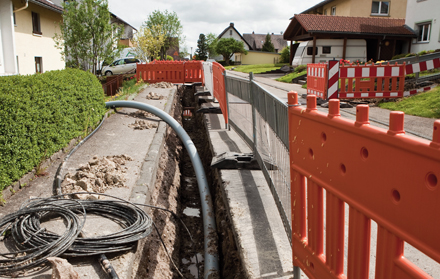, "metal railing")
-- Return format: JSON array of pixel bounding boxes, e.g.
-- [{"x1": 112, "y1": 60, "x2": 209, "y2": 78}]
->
[{"x1": 225, "y1": 73, "x2": 292, "y2": 242}]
